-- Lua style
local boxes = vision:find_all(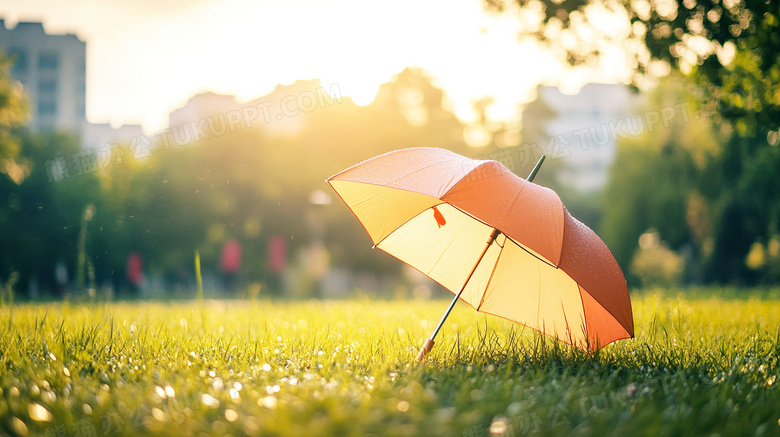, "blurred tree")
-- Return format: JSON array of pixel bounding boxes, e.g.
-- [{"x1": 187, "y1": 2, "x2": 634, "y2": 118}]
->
[
  {"x1": 0, "y1": 58, "x2": 473, "y2": 296},
  {"x1": 86, "y1": 69, "x2": 471, "y2": 296},
  {"x1": 0, "y1": 53, "x2": 31, "y2": 290},
  {"x1": 0, "y1": 53, "x2": 108, "y2": 297},
  {"x1": 0, "y1": 130, "x2": 102, "y2": 296},
  {"x1": 488, "y1": 0, "x2": 780, "y2": 284},
  {"x1": 0, "y1": 53, "x2": 27, "y2": 165},
  {"x1": 94, "y1": 127, "x2": 278, "y2": 292},
  {"x1": 630, "y1": 230, "x2": 685, "y2": 288},
  {"x1": 370, "y1": 68, "x2": 469, "y2": 153},
  {"x1": 601, "y1": 75, "x2": 719, "y2": 285}
]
